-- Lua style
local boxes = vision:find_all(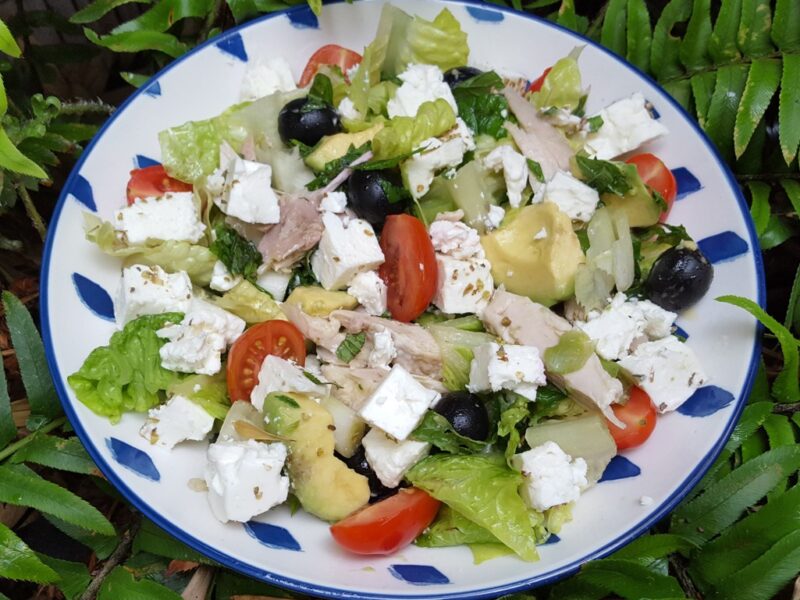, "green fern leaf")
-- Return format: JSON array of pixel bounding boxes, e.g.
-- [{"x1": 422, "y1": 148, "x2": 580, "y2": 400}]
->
[
  {"x1": 704, "y1": 63, "x2": 749, "y2": 161},
  {"x1": 679, "y1": 0, "x2": 712, "y2": 71},
  {"x1": 782, "y1": 252, "x2": 800, "y2": 332},
  {"x1": 690, "y1": 71, "x2": 716, "y2": 126},
  {"x1": 133, "y1": 519, "x2": 215, "y2": 564},
  {"x1": 734, "y1": 57, "x2": 781, "y2": 157},
  {"x1": 0, "y1": 522, "x2": 59, "y2": 583},
  {"x1": 83, "y1": 28, "x2": 188, "y2": 58},
  {"x1": 772, "y1": 0, "x2": 800, "y2": 51},
  {"x1": 747, "y1": 181, "x2": 771, "y2": 236},
  {"x1": 43, "y1": 515, "x2": 119, "y2": 560},
  {"x1": 763, "y1": 413, "x2": 796, "y2": 448},
  {"x1": 98, "y1": 566, "x2": 182, "y2": 600},
  {"x1": 625, "y1": 0, "x2": 652, "y2": 72},
  {"x1": 662, "y1": 79, "x2": 693, "y2": 110},
  {"x1": 601, "y1": 0, "x2": 628, "y2": 57},
  {"x1": 0, "y1": 354, "x2": 15, "y2": 450},
  {"x1": 37, "y1": 555, "x2": 91, "y2": 600},
  {"x1": 738, "y1": 0, "x2": 775, "y2": 57},
  {"x1": 578, "y1": 559, "x2": 685, "y2": 598},
  {"x1": 111, "y1": 0, "x2": 214, "y2": 35},
  {"x1": 651, "y1": 0, "x2": 692, "y2": 80},
  {"x1": 709, "y1": 0, "x2": 743, "y2": 62},
  {"x1": 70, "y1": 1, "x2": 151, "y2": 25},
  {"x1": 778, "y1": 54, "x2": 800, "y2": 165},
  {"x1": 9, "y1": 435, "x2": 98, "y2": 475},
  {"x1": 612, "y1": 533, "x2": 696, "y2": 564}
]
